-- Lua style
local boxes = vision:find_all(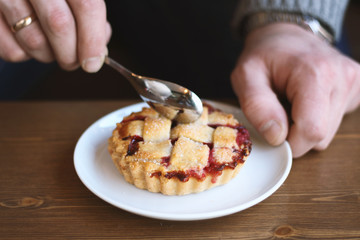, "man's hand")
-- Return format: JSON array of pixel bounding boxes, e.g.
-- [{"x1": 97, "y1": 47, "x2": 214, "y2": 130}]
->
[
  {"x1": 231, "y1": 22, "x2": 360, "y2": 157},
  {"x1": 0, "y1": 0, "x2": 111, "y2": 72}
]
